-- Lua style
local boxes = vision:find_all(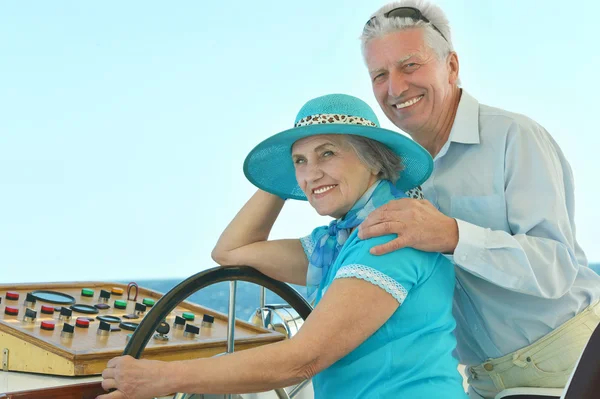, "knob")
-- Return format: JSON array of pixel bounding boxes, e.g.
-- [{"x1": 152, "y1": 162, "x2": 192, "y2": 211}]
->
[
  {"x1": 153, "y1": 320, "x2": 170, "y2": 341},
  {"x1": 41, "y1": 321, "x2": 56, "y2": 331},
  {"x1": 6, "y1": 291, "x2": 19, "y2": 301},
  {"x1": 156, "y1": 320, "x2": 170, "y2": 335},
  {"x1": 182, "y1": 312, "x2": 195, "y2": 321},
  {"x1": 114, "y1": 300, "x2": 127, "y2": 310},
  {"x1": 41, "y1": 305, "x2": 55, "y2": 315},
  {"x1": 142, "y1": 298, "x2": 155, "y2": 307},
  {"x1": 5, "y1": 306, "x2": 19, "y2": 316},
  {"x1": 75, "y1": 317, "x2": 90, "y2": 328}
]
